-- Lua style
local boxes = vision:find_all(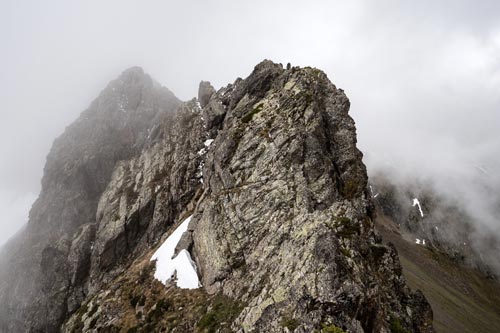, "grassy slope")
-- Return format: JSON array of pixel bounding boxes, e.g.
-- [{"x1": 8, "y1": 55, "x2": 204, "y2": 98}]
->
[{"x1": 376, "y1": 214, "x2": 500, "y2": 333}]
